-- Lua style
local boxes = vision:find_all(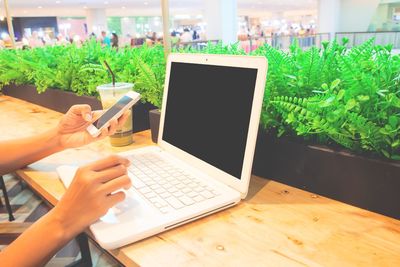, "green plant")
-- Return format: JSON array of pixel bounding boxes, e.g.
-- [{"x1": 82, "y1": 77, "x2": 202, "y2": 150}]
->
[
  {"x1": 0, "y1": 41, "x2": 168, "y2": 105},
  {"x1": 0, "y1": 39, "x2": 398, "y2": 160},
  {"x1": 253, "y1": 38, "x2": 400, "y2": 160}
]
